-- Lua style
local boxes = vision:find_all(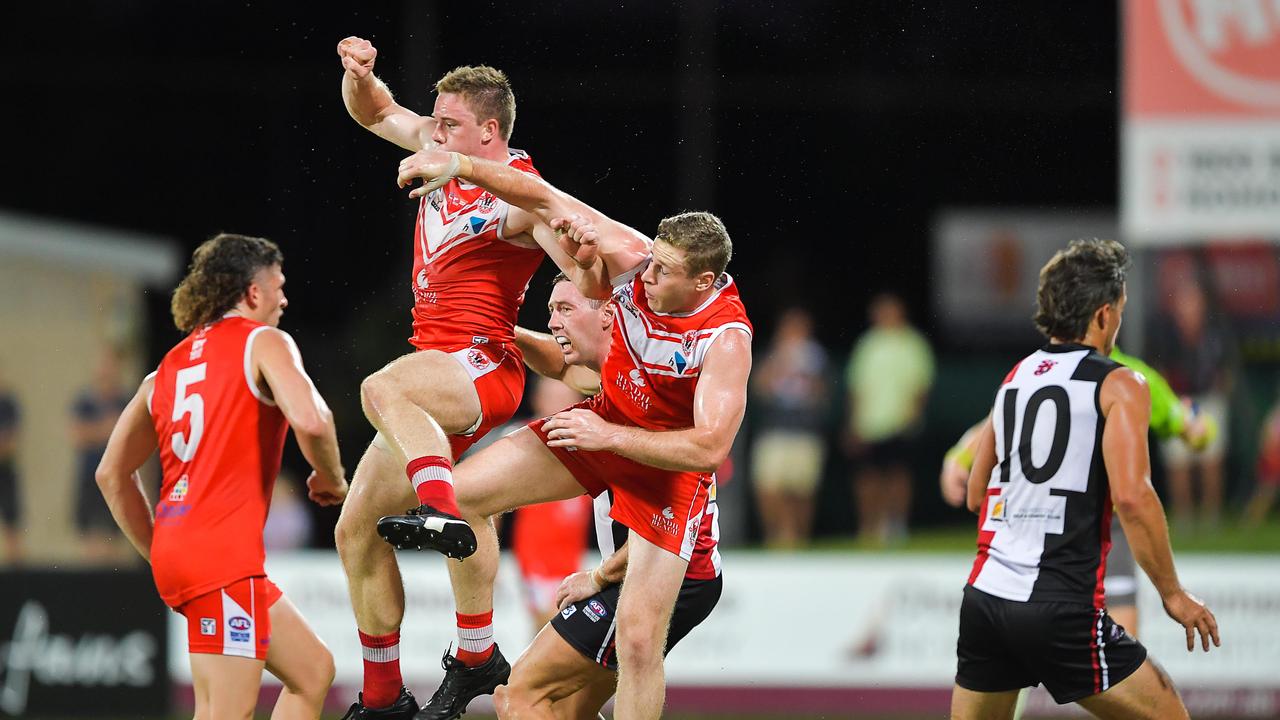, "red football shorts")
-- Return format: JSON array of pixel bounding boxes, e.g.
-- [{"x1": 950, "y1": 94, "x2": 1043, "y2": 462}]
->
[
  {"x1": 443, "y1": 342, "x2": 526, "y2": 457},
  {"x1": 513, "y1": 496, "x2": 592, "y2": 608},
  {"x1": 175, "y1": 576, "x2": 282, "y2": 660},
  {"x1": 529, "y1": 416, "x2": 712, "y2": 561}
]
